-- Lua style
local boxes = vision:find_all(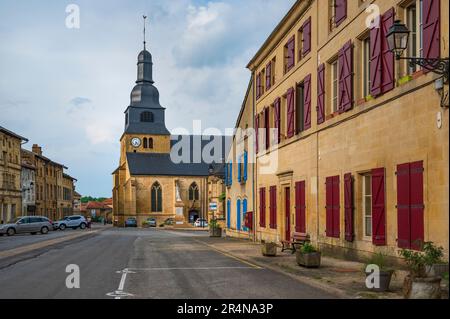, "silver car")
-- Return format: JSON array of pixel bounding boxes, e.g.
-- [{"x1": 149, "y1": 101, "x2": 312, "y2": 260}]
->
[
  {"x1": 0, "y1": 216, "x2": 53, "y2": 236},
  {"x1": 54, "y1": 215, "x2": 87, "y2": 231}
]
